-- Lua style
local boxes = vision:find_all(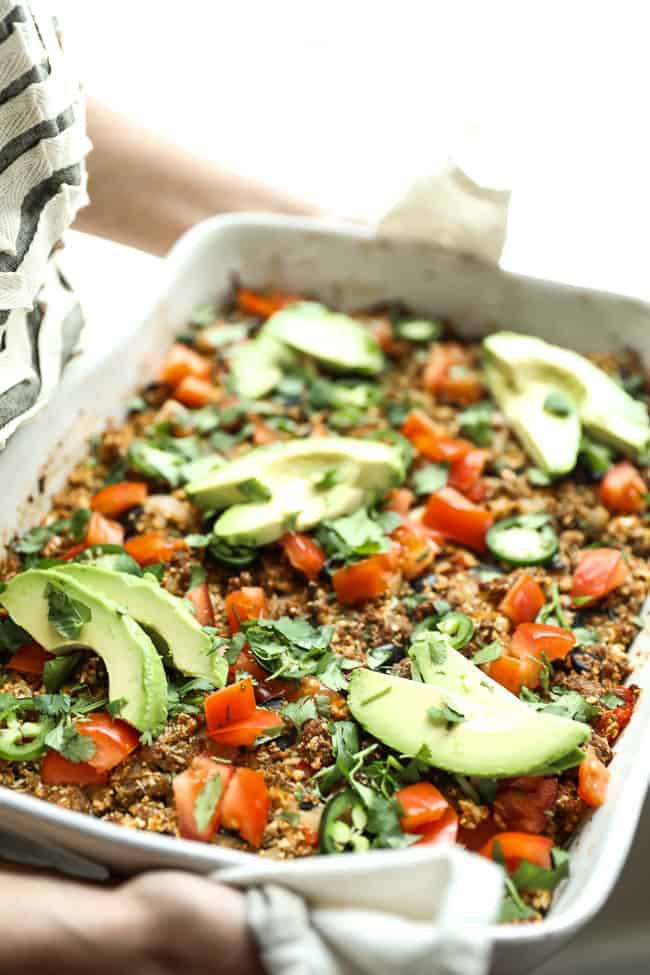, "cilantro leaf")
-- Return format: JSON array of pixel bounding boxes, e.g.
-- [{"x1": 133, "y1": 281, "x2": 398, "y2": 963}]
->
[
  {"x1": 45, "y1": 584, "x2": 91, "y2": 640},
  {"x1": 128, "y1": 441, "x2": 183, "y2": 487},
  {"x1": 43, "y1": 653, "x2": 82, "y2": 693},
  {"x1": 472, "y1": 641, "x2": 502, "y2": 666},
  {"x1": 281, "y1": 696, "x2": 318, "y2": 731},
  {"x1": 45, "y1": 722, "x2": 96, "y2": 763},
  {"x1": 458, "y1": 402, "x2": 494, "y2": 446},
  {"x1": 366, "y1": 644, "x2": 396, "y2": 670},
  {"x1": 316, "y1": 508, "x2": 399, "y2": 565},
  {"x1": 412, "y1": 463, "x2": 449, "y2": 496},
  {"x1": 245, "y1": 616, "x2": 335, "y2": 681},
  {"x1": 0, "y1": 618, "x2": 30, "y2": 653},
  {"x1": 193, "y1": 773, "x2": 224, "y2": 833},
  {"x1": 510, "y1": 848, "x2": 570, "y2": 892},
  {"x1": 427, "y1": 701, "x2": 466, "y2": 726},
  {"x1": 601, "y1": 692, "x2": 624, "y2": 708}
]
